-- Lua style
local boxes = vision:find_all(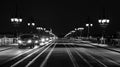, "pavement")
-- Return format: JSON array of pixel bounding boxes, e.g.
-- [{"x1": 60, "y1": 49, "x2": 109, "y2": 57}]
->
[{"x1": 0, "y1": 39, "x2": 120, "y2": 67}]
